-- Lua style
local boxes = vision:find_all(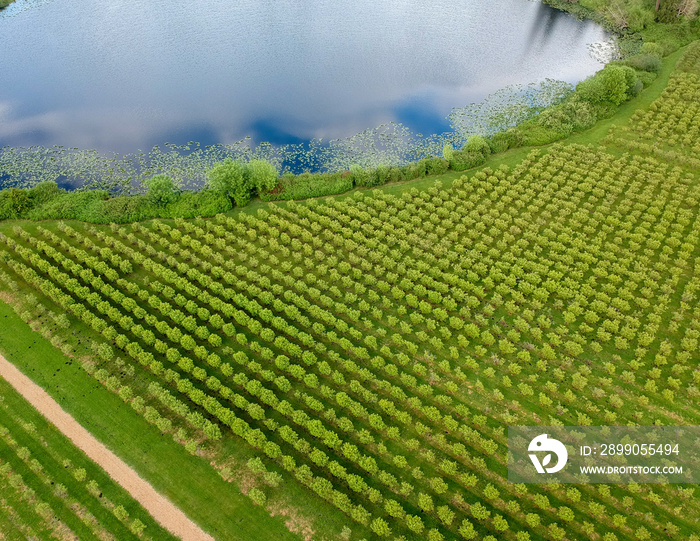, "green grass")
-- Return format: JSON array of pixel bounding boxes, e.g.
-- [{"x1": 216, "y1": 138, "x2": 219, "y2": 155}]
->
[
  {"x1": 0, "y1": 375, "x2": 181, "y2": 540},
  {"x1": 0, "y1": 472, "x2": 56, "y2": 539},
  {"x1": 0, "y1": 300, "x2": 311, "y2": 541}
]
